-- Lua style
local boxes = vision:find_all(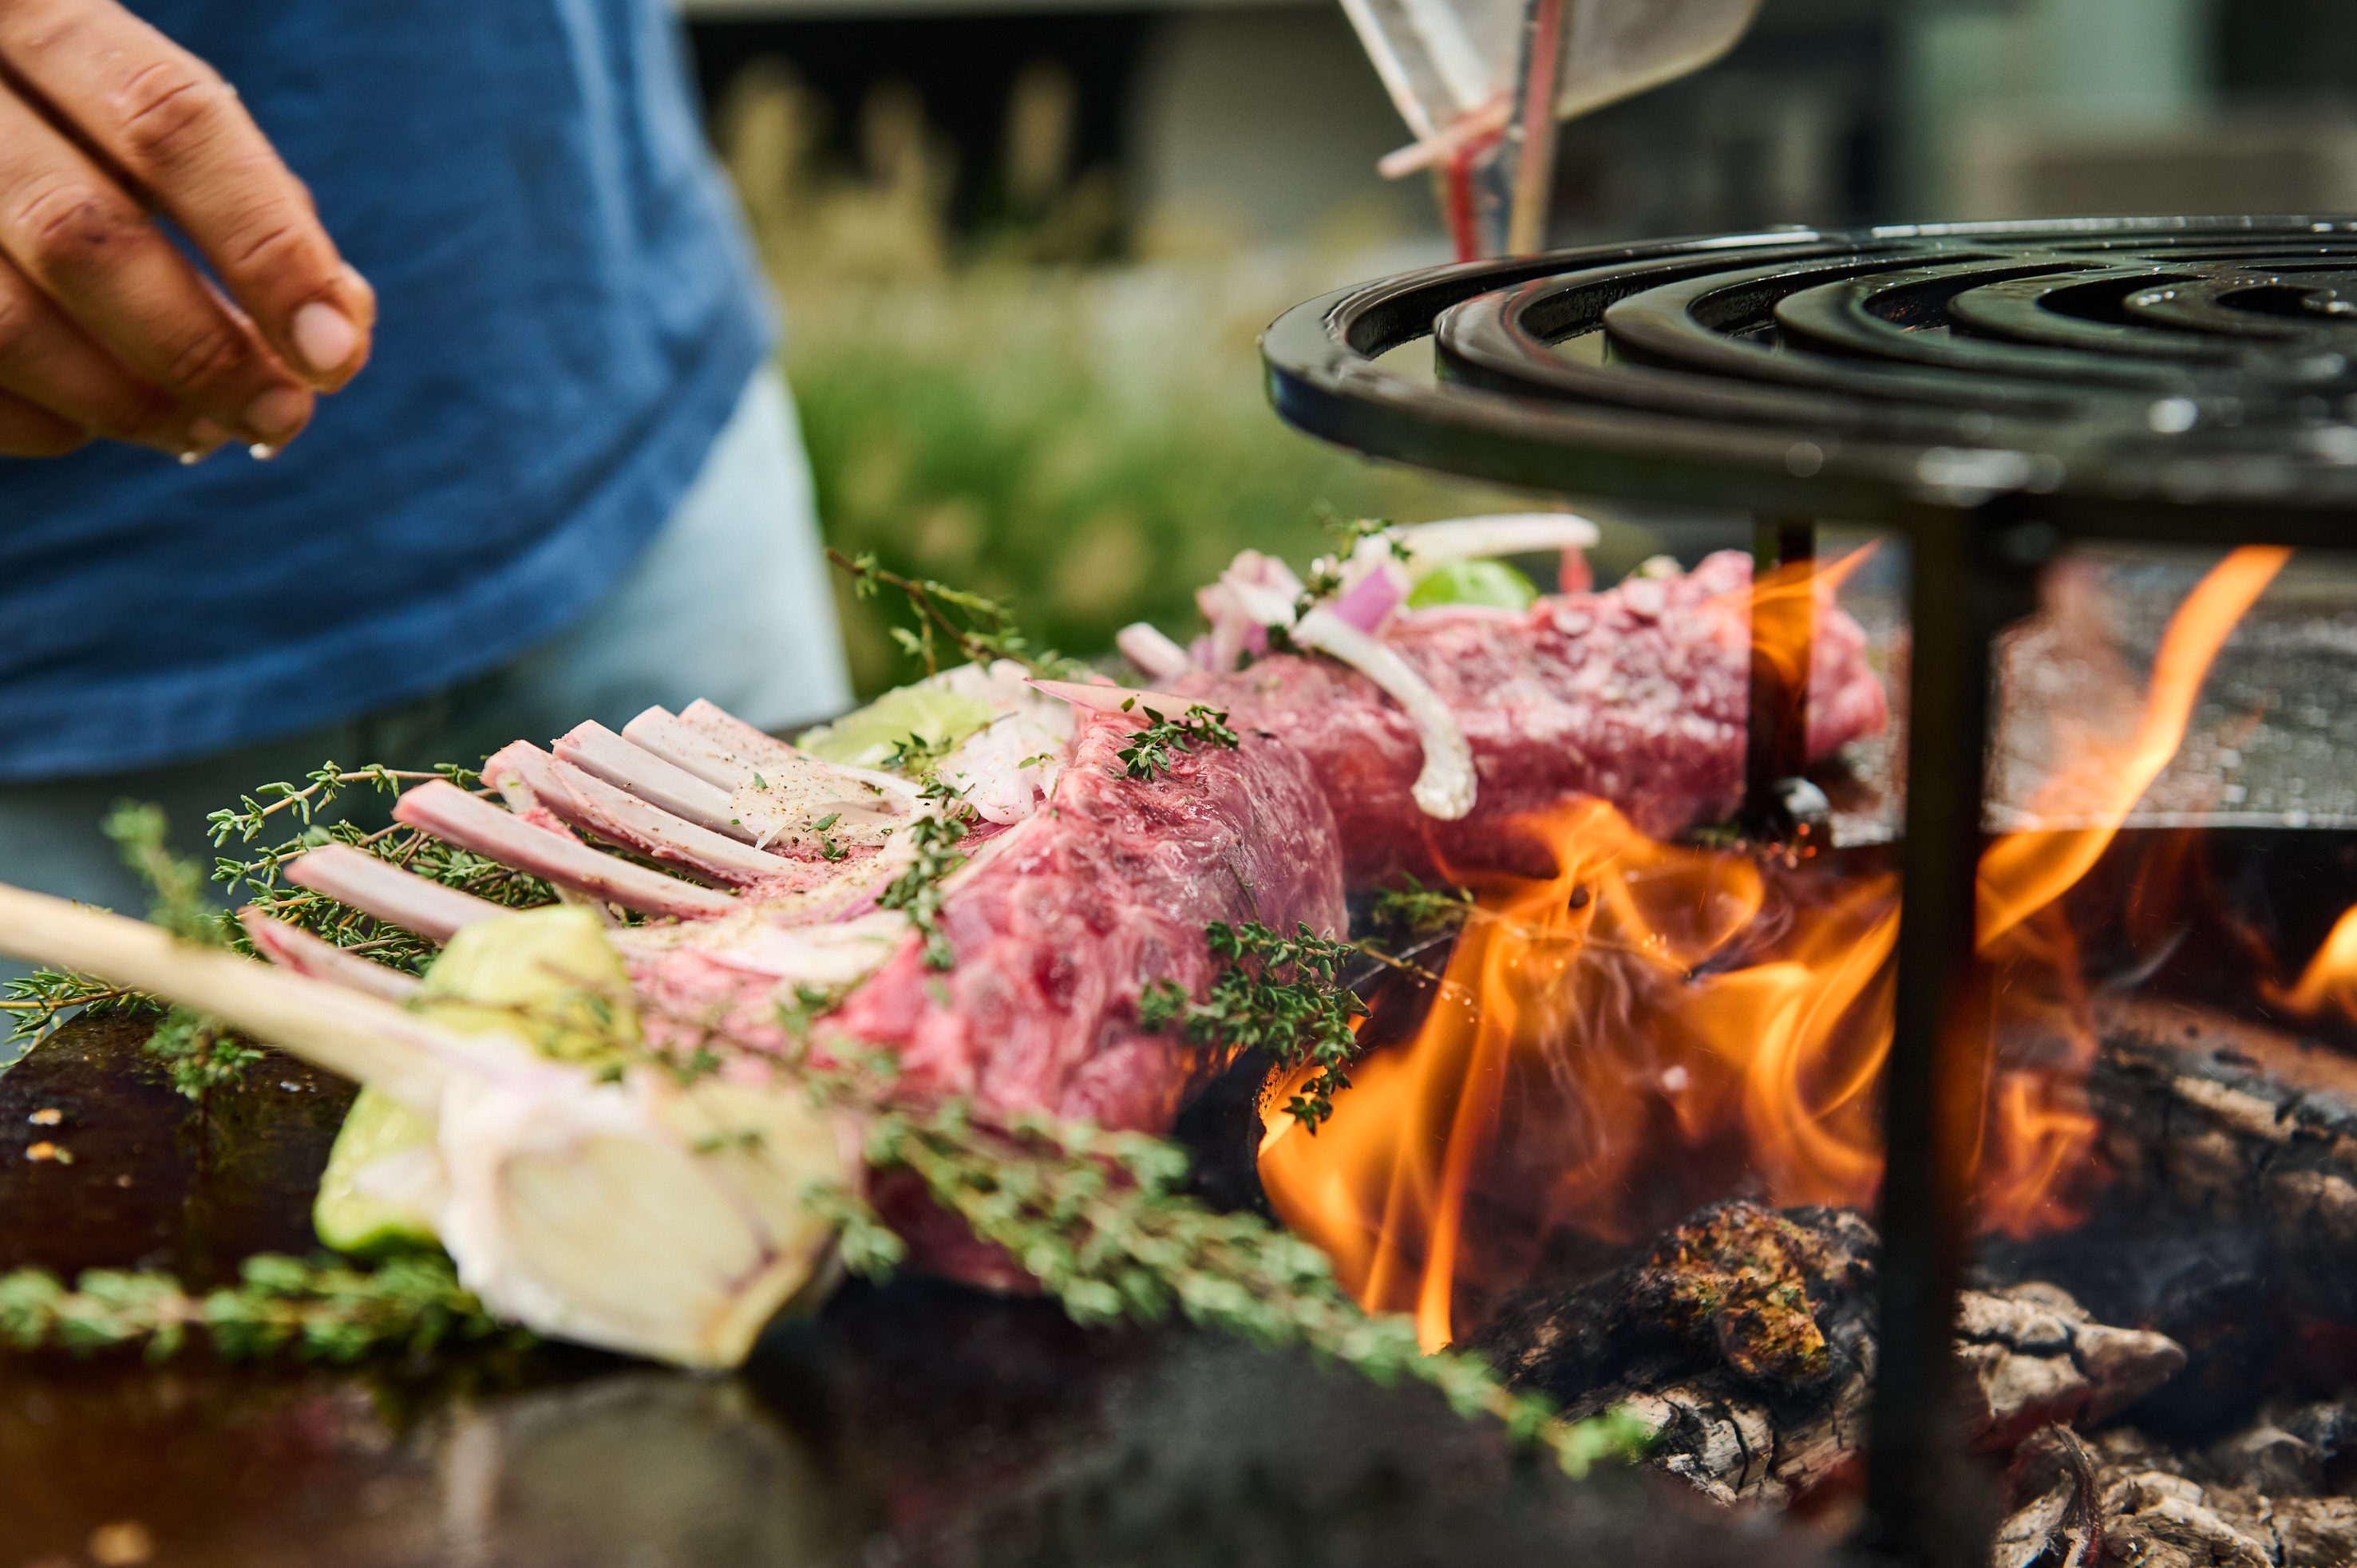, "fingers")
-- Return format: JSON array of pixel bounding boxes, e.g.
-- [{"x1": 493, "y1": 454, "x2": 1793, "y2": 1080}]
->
[
  {"x1": 0, "y1": 0, "x2": 373, "y2": 391},
  {"x1": 0, "y1": 385, "x2": 88, "y2": 456},
  {"x1": 0, "y1": 81, "x2": 313, "y2": 449},
  {"x1": 0, "y1": 250, "x2": 223, "y2": 456}
]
